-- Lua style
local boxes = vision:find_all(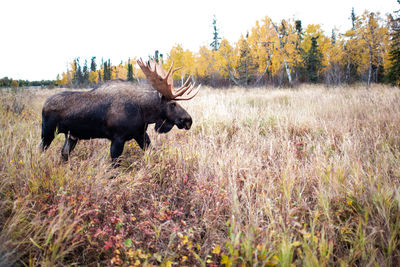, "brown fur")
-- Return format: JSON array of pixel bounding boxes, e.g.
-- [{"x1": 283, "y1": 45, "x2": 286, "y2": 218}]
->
[{"x1": 40, "y1": 79, "x2": 193, "y2": 166}]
